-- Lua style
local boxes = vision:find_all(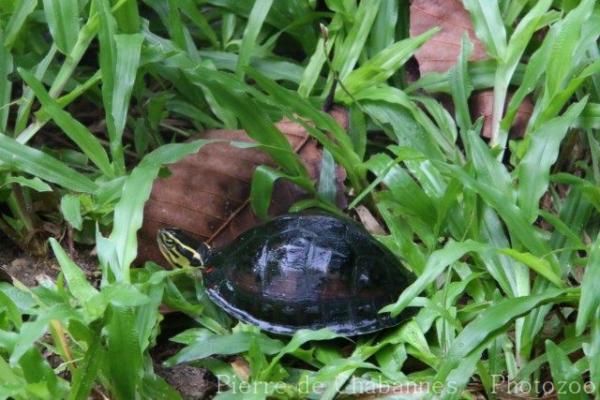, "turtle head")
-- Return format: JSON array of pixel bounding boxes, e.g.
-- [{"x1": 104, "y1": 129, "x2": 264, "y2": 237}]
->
[{"x1": 157, "y1": 228, "x2": 210, "y2": 269}]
